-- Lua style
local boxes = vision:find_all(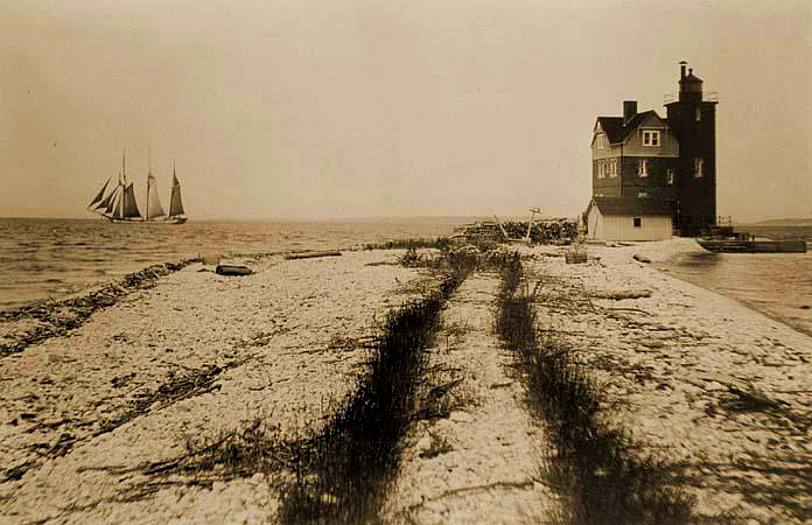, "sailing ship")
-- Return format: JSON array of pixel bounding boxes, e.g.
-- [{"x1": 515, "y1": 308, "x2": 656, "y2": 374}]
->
[{"x1": 87, "y1": 154, "x2": 187, "y2": 224}]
